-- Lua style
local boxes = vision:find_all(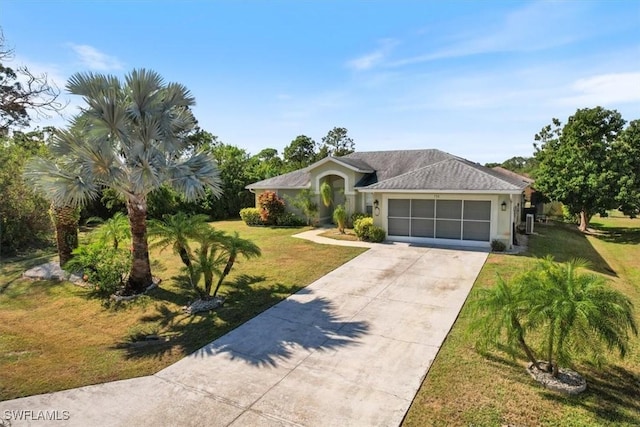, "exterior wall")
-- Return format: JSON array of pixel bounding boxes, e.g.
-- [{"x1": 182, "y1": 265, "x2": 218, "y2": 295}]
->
[{"x1": 372, "y1": 192, "x2": 514, "y2": 248}]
